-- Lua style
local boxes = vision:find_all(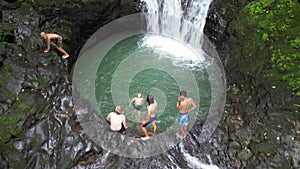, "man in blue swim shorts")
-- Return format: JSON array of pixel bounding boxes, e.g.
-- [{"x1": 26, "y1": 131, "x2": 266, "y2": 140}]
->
[
  {"x1": 140, "y1": 94, "x2": 158, "y2": 141},
  {"x1": 178, "y1": 113, "x2": 189, "y2": 126},
  {"x1": 176, "y1": 91, "x2": 197, "y2": 139}
]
